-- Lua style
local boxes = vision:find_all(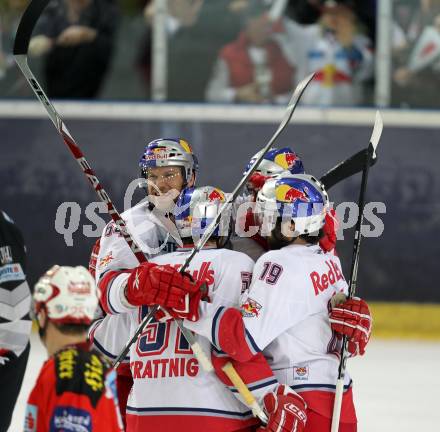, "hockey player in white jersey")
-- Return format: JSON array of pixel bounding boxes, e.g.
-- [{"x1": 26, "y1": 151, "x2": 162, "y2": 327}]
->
[
  {"x1": 90, "y1": 185, "x2": 266, "y2": 432},
  {"x1": 90, "y1": 137, "x2": 201, "y2": 425},
  {"x1": 233, "y1": 146, "x2": 305, "y2": 261},
  {"x1": 233, "y1": 147, "x2": 337, "y2": 261},
  {"x1": 190, "y1": 174, "x2": 372, "y2": 432},
  {"x1": 94, "y1": 137, "x2": 199, "y2": 314}
]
